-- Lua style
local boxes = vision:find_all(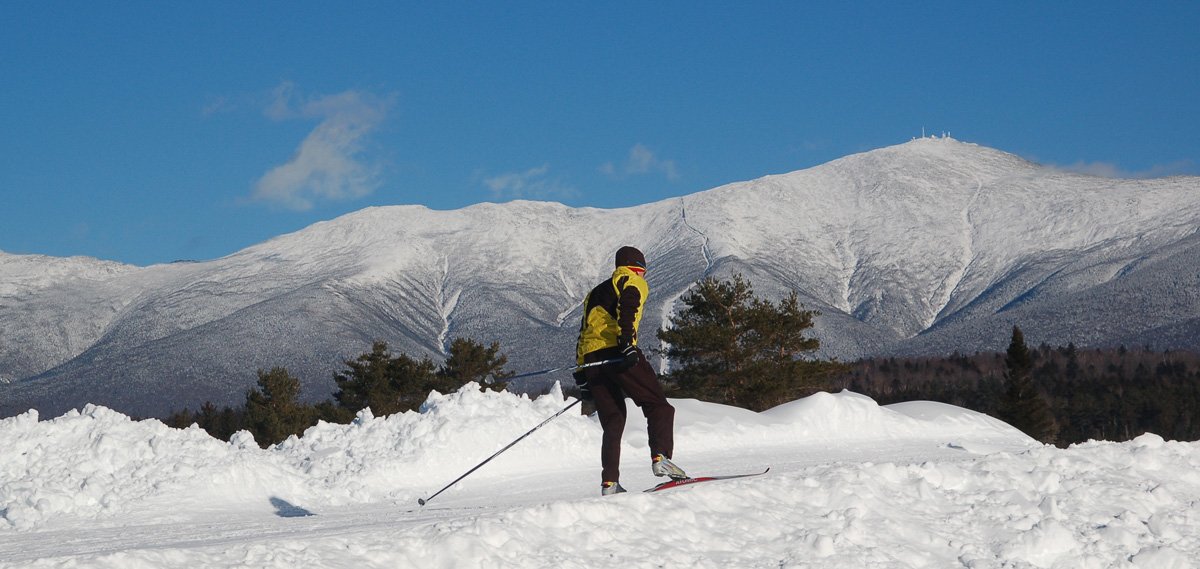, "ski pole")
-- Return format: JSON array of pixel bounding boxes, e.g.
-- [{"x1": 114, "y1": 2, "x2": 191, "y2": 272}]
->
[
  {"x1": 498, "y1": 358, "x2": 622, "y2": 382},
  {"x1": 418, "y1": 398, "x2": 581, "y2": 506},
  {"x1": 417, "y1": 358, "x2": 621, "y2": 506}
]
